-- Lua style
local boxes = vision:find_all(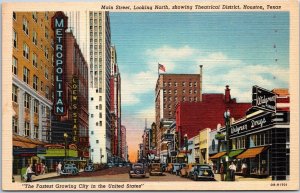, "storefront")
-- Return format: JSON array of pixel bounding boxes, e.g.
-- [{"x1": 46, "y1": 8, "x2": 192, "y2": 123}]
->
[{"x1": 199, "y1": 128, "x2": 209, "y2": 164}]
